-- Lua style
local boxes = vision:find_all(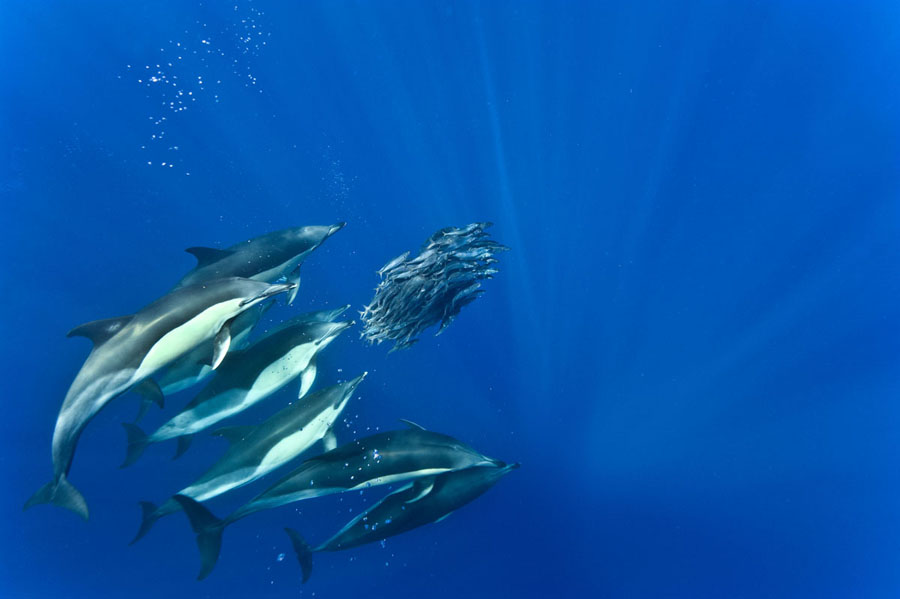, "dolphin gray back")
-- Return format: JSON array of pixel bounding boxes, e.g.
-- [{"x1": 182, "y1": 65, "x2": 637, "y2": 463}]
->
[
  {"x1": 318, "y1": 463, "x2": 519, "y2": 552},
  {"x1": 250, "y1": 429, "x2": 493, "y2": 500},
  {"x1": 176, "y1": 224, "x2": 344, "y2": 287}
]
